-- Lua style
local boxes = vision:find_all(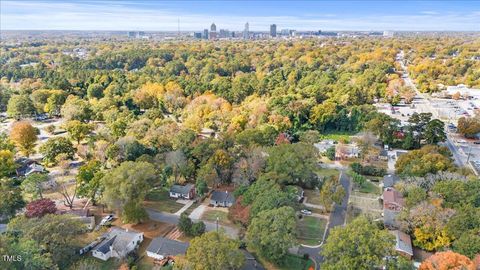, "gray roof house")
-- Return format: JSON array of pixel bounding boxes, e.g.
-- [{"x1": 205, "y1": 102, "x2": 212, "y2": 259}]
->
[
  {"x1": 383, "y1": 174, "x2": 400, "y2": 189},
  {"x1": 241, "y1": 250, "x2": 265, "y2": 270},
  {"x1": 383, "y1": 209, "x2": 400, "y2": 229},
  {"x1": 169, "y1": 184, "x2": 195, "y2": 200},
  {"x1": 92, "y1": 227, "x2": 143, "y2": 261},
  {"x1": 146, "y1": 237, "x2": 189, "y2": 260},
  {"x1": 391, "y1": 230, "x2": 413, "y2": 259},
  {"x1": 210, "y1": 190, "x2": 235, "y2": 207}
]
